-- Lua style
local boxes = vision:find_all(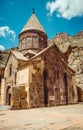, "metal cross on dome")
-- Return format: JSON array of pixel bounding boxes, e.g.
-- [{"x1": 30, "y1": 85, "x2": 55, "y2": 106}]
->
[{"x1": 32, "y1": 8, "x2": 35, "y2": 14}]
